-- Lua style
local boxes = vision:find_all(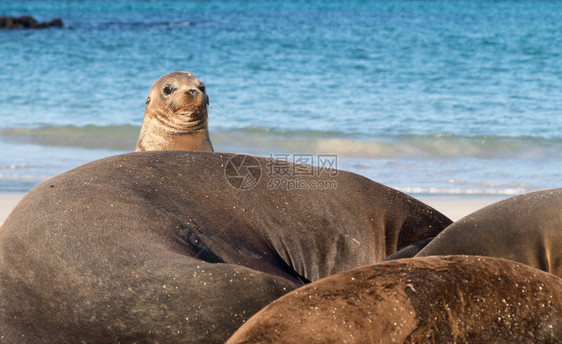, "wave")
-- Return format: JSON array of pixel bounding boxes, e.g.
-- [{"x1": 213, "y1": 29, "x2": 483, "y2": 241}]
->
[
  {"x1": 397, "y1": 180, "x2": 546, "y2": 197},
  {"x1": 397, "y1": 187, "x2": 534, "y2": 196},
  {"x1": 0, "y1": 124, "x2": 560, "y2": 160},
  {"x1": 106, "y1": 21, "x2": 194, "y2": 28},
  {"x1": 168, "y1": 22, "x2": 193, "y2": 27},
  {"x1": 0, "y1": 174, "x2": 51, "y2": 180},
  {"x1": 212, "y1": 127, "x2": 561, "y2": 160},
  {"x1": 66, "y1": 21, "x2": 195, "y2": 30},
  {"x1": 0, "y1": 165, "x2": 28, "y2": 170},
  {"x1": 0, "y1": 125, "x2": 140, "y2": 151}
]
